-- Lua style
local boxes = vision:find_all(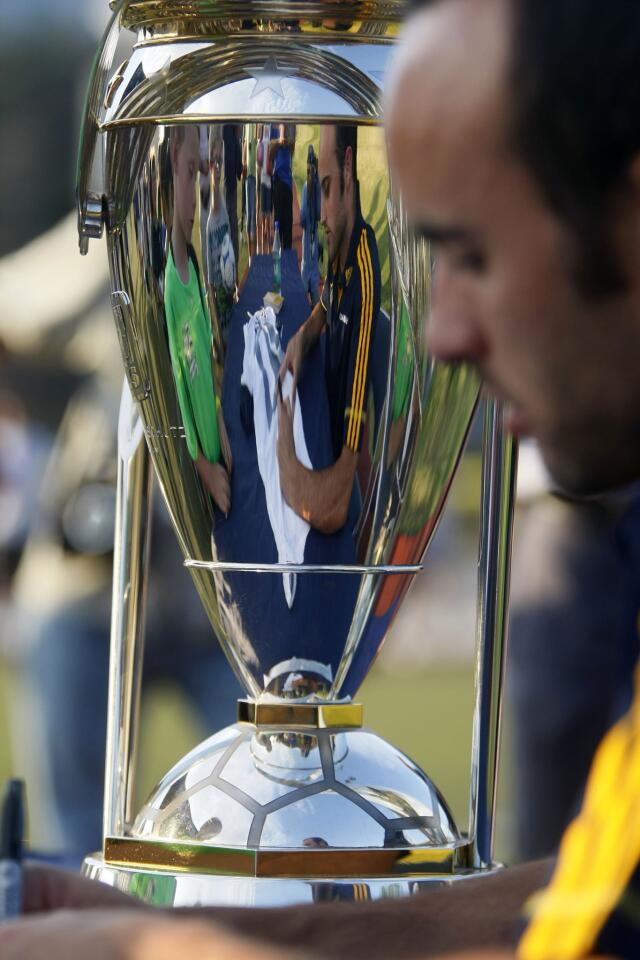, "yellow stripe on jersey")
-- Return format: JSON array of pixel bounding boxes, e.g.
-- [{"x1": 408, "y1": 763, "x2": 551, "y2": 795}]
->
[
  {"x1": 518, "y1": 663, "x2": 640, "y2": 960},
  {"x1": 347, "y1": 230, "x2": 374, "y2": 451},
  {"x1": 354, "y1": 232, "x2": 374, "y2": 448},
  {"x1": 346, "y1": 232, "x2": 369, "y2": 449},
  {"x1": 353, "y1": 883, "x2": 370, "y2": 902},
  {"x1": 346, "y1": 231, "x2": 370, "y2": 450}
]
